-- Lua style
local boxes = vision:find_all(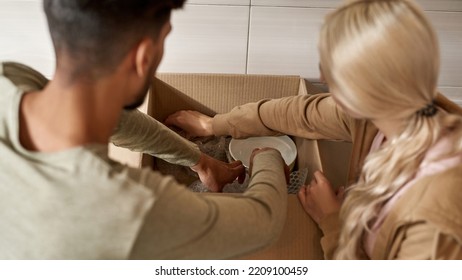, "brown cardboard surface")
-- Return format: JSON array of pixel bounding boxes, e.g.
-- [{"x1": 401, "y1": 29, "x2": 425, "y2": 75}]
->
[
  {"x1": 152, "y1": 73, "x2": 301, "y2": 120},
  {"x1": 110, "y1": 73, "x2": 353, "y2": 259},
  {"x1": 318, "y1": 140, "x2": 353, "y2": 189},
  {"x1": 238, "y1": 195, "x2": 323, "y2": 260}
]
